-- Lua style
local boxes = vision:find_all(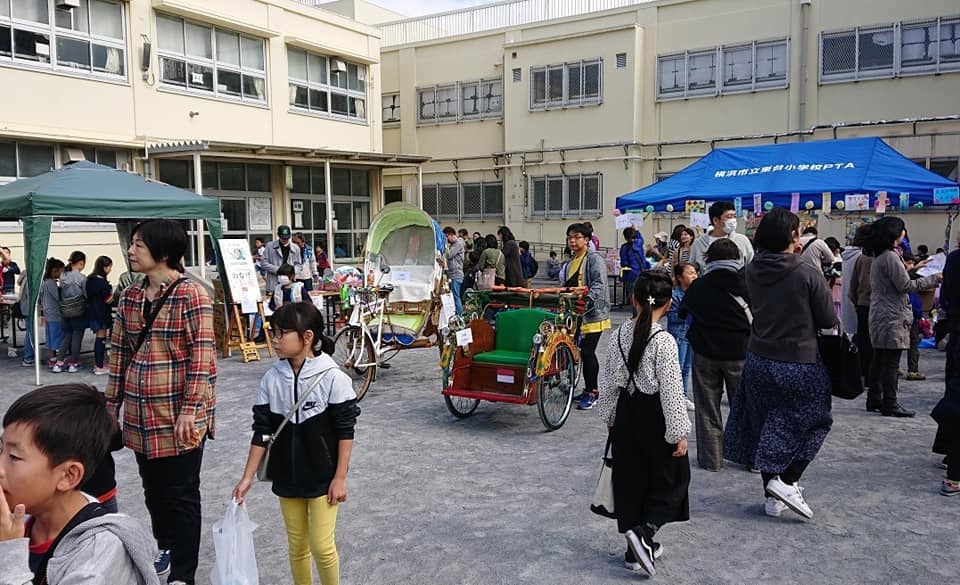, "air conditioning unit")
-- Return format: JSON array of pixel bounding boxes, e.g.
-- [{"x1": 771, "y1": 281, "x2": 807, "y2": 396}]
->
[
  {"x1": 56, "y1": 0, "x2": 81, "y2": 8},
  {"x1": 331, "y1": 59, "x2": 347, "y2": 72}
]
